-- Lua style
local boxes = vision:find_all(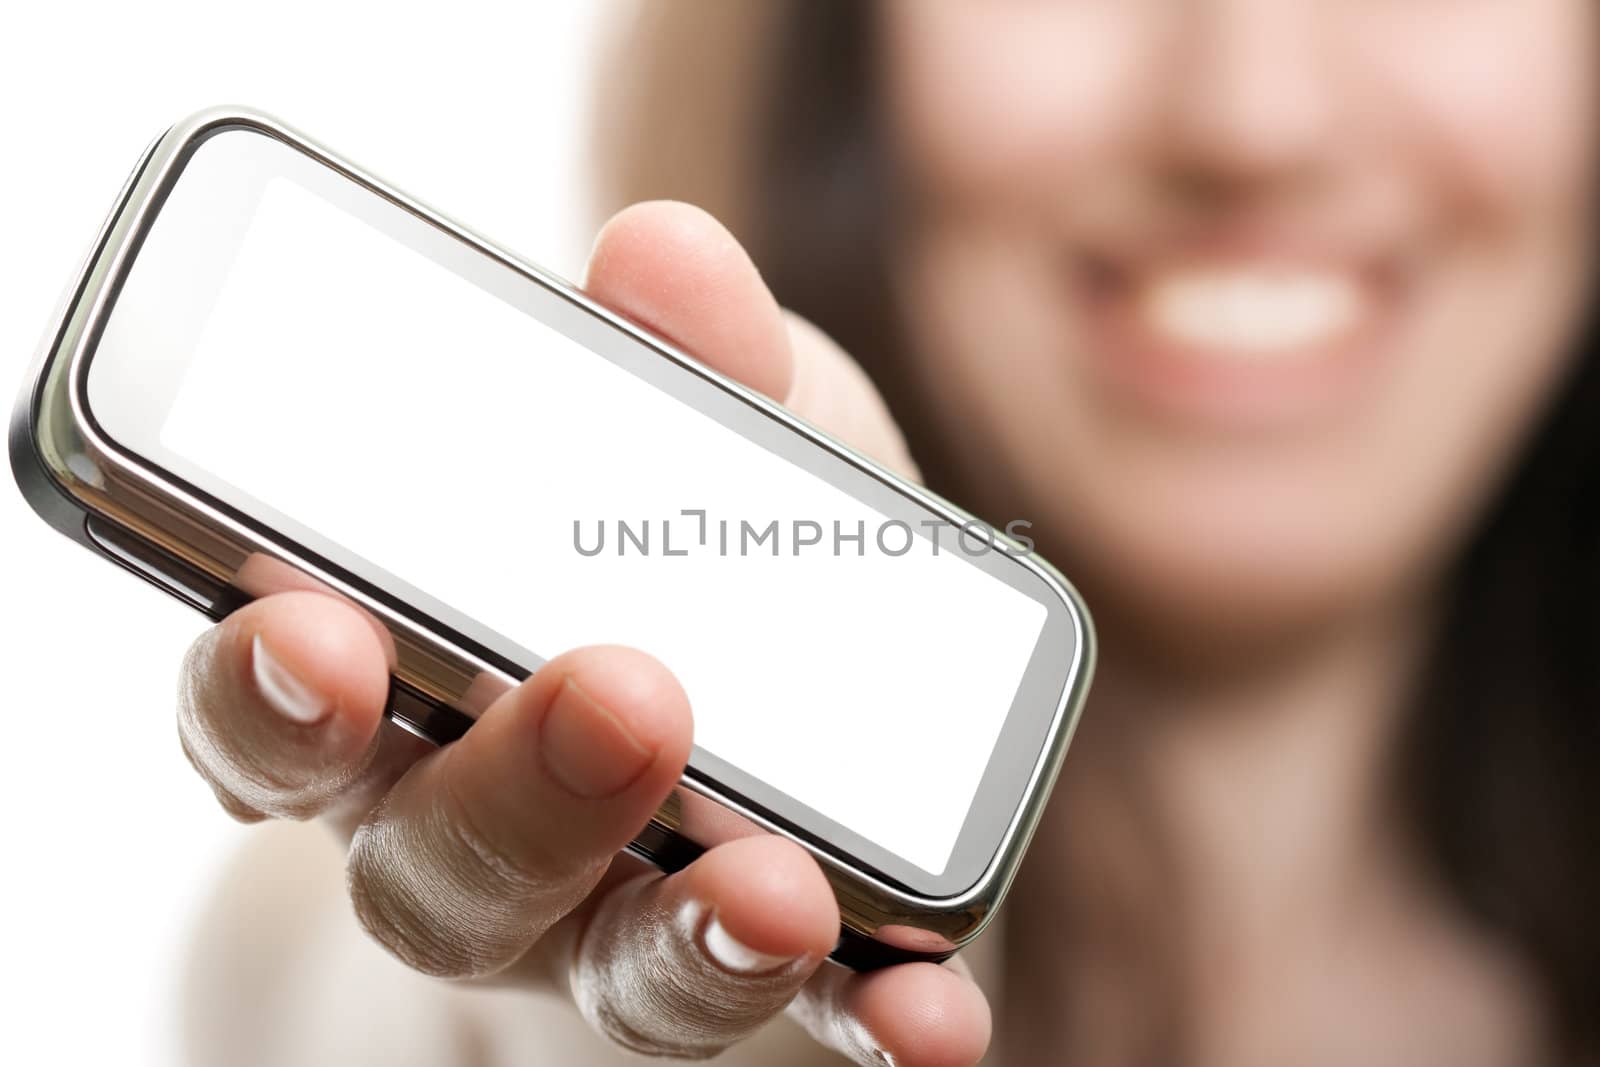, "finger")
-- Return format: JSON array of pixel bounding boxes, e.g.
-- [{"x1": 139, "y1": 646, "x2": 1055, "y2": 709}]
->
[
  {"x1": 178, "y1": 590, "x2": 390, "y2": 821},
  {"x1": 789, "y1": 957, "x2": 993, "y2": 1067},
  {"x1": 584, "y1": 201, "x2": 918, "y2": 477},
  {"x1": 570, "y1": 834, "x2": 838, "y2": 1059},
  {"x1": 585, "y1": 200, "x2": 794, "y2": 402},
  {"x1": 782, "y1": 309, "x2": 920, "y2": 481},
  {"x1": 232, "y1": 551, "x2": 399, "y2": 667},
  {"x1": 346, "y1": 645, "x2": 691, "y2": 980}
]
